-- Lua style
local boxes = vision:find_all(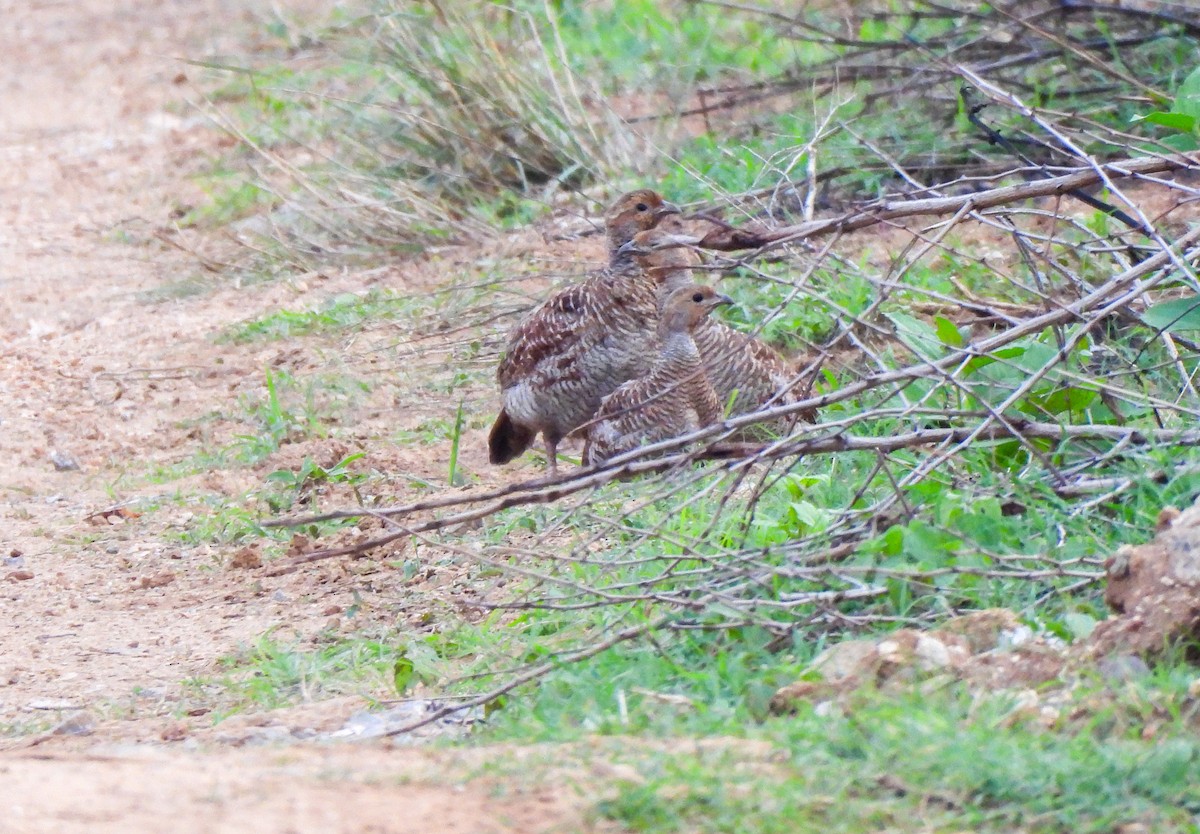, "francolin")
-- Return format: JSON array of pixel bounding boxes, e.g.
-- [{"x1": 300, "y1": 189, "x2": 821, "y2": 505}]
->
[
  {"x1": 488, "y1": 189, "x2": 680, "y2": 475},
  {"x1": 583, "y1": 285, "x2": 730, "y2": 465}
]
